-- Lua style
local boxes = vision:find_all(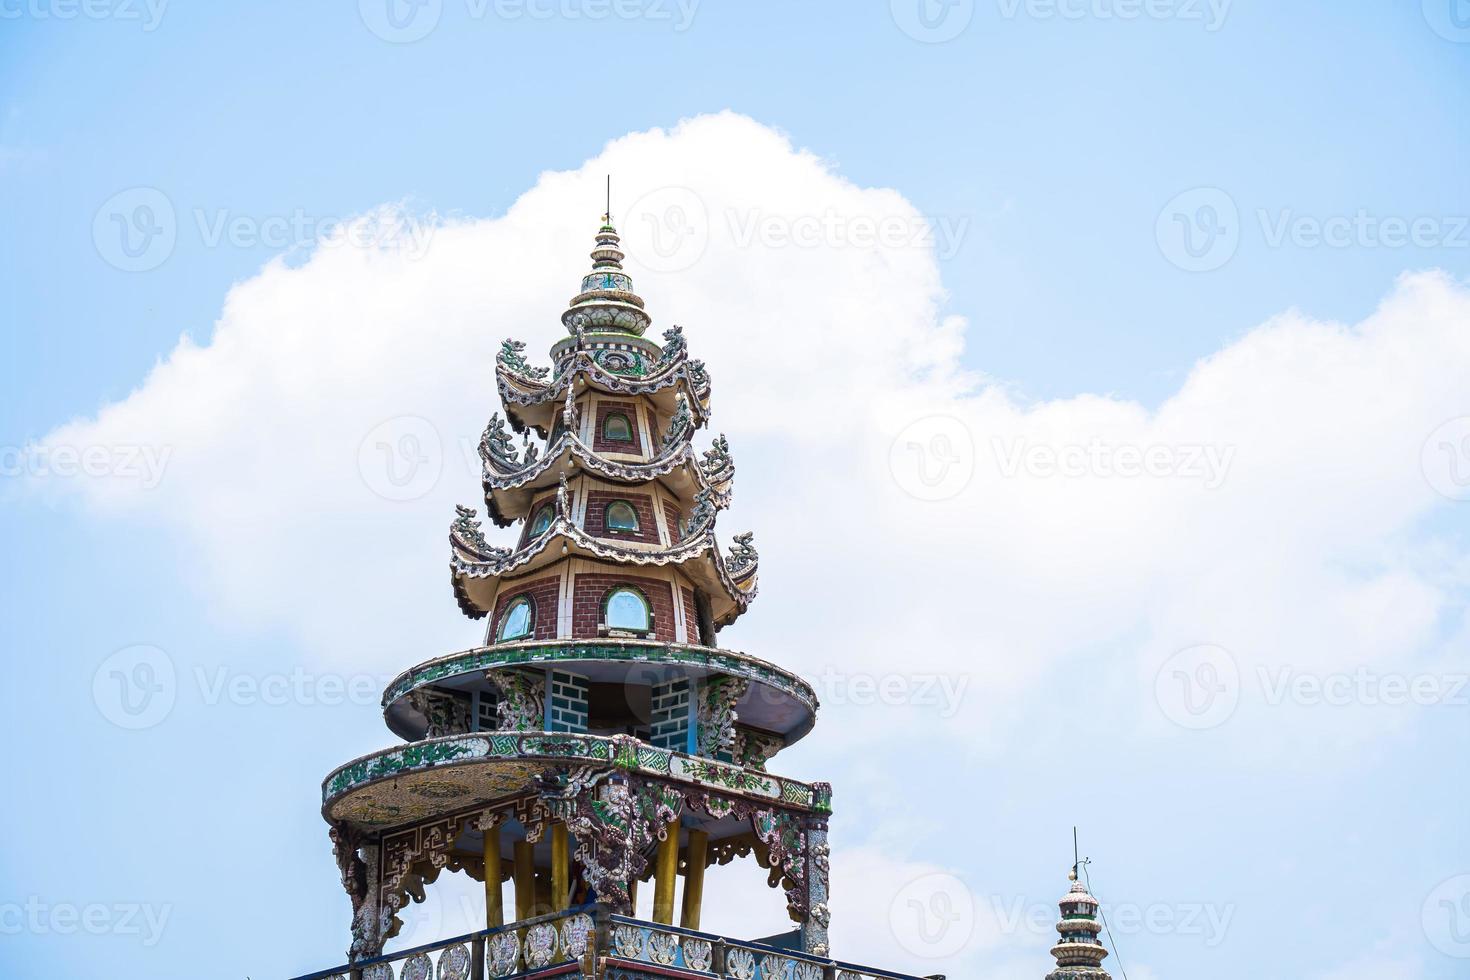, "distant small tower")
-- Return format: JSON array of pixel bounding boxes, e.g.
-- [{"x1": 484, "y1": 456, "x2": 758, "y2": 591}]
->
[{"x1": 1045, "y1": 867, "x2": 1112, "y2": 980}]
